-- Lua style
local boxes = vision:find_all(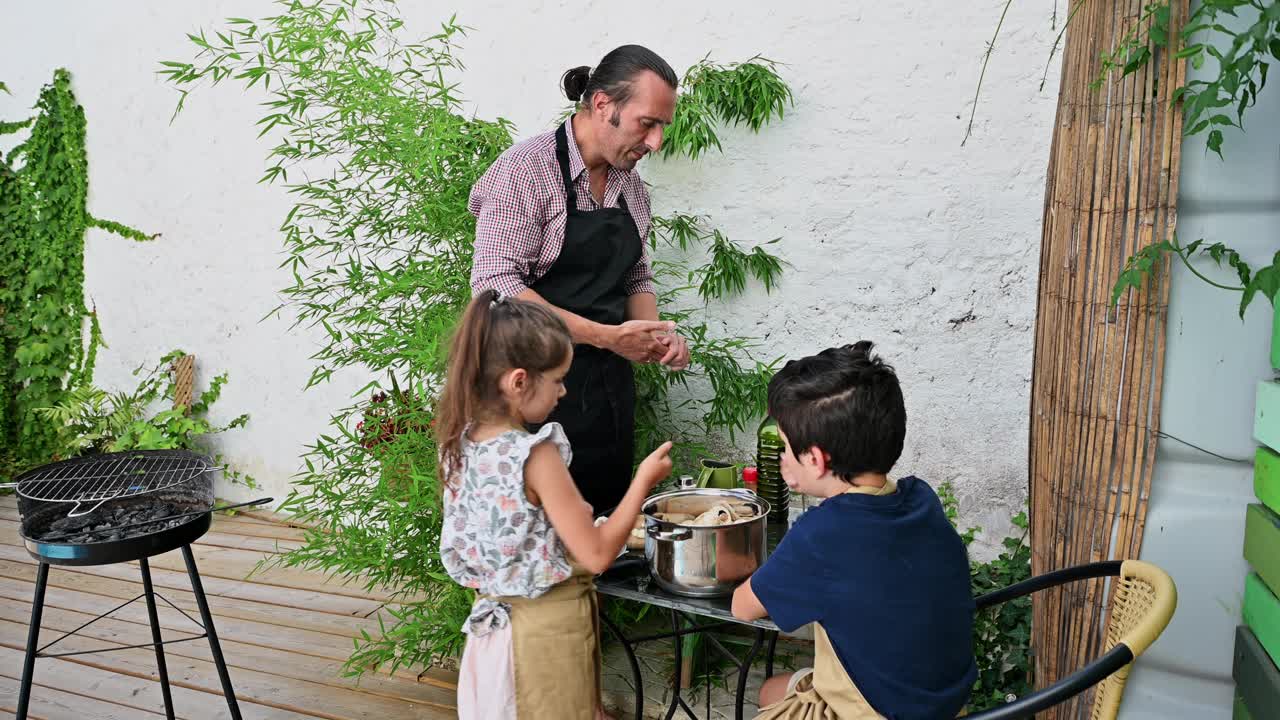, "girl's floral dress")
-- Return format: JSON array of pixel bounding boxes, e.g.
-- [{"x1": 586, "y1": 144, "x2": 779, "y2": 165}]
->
[{"x1": 441, "y1": 423, "x2": 577, "y2": 718}]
